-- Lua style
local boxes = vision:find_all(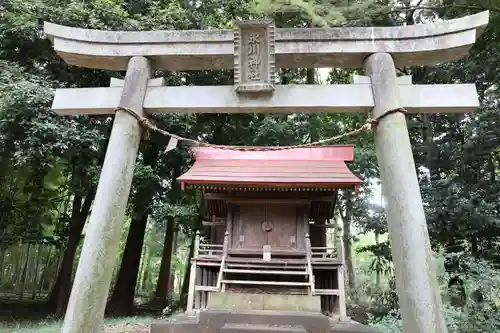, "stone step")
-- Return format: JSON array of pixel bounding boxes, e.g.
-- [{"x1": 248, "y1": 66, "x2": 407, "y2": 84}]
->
[
  {"x1": 195, "y1": 285, "x2": 218, "y2": 291},
  {"x1": 199, "y1": 309, "x2": 329, "y2": 333},
  {"x1": 151, "y1": 318, "x2": 200, "y2": 333},
  {"x1": 222, "y1": 280, "x2": 310, "y2": 286},
  {"x1": 226, "y1": 258, "x2": 307, "y2": 264},
  {"x1": 224, "y1": 268, "x2": 308, "y2": 275},
  {"x1": 207, "y1": 293, "x2": 321, "y2": 312},
  {"x1": 226, "y1": 263, "x2": 307, "y2": 270},
  {"x1": 314, "y1": 289, "x2": 340, "y2": 296},
  {"x1": 221, "y1": 323, "x2": 307, "y2": 333},
  {"x1": 329, "y1": 320, "x2": 380, "y2": 333}
]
